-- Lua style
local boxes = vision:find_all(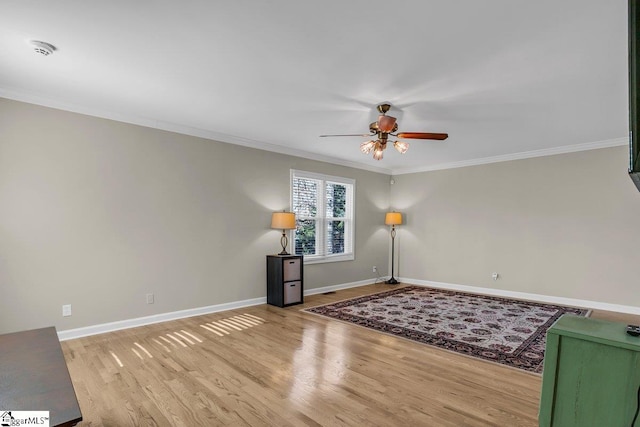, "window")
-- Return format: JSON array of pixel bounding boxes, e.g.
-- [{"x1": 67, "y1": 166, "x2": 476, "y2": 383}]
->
[{"x1": 291, "y1": 170, "x2": 355, "y2": 263}]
